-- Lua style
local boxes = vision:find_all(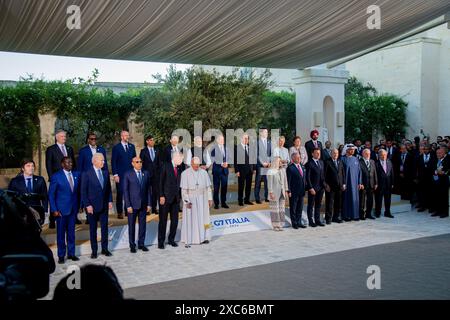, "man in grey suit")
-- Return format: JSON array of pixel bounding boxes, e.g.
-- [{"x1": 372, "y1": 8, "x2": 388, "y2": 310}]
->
[{"x1": 359, "y1": 149, "x2": 378, "y2": 220}]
